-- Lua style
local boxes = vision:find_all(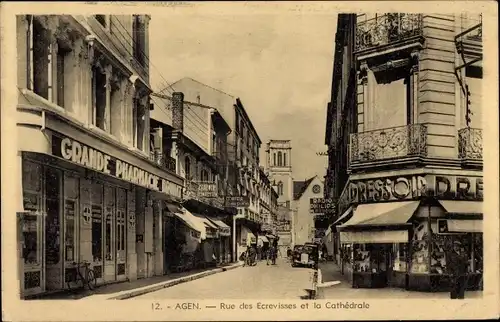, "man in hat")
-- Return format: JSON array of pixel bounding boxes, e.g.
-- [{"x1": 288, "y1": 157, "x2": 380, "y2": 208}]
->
[{"x1": 447, "y1": 240, "x2": 469, "y2": 299}]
